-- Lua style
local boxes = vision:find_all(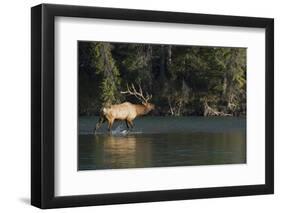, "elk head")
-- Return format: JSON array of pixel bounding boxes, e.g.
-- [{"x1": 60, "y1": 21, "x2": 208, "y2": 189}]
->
[{"x1": 121, "y1": 84, "x2": 155, "y2": 112}]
